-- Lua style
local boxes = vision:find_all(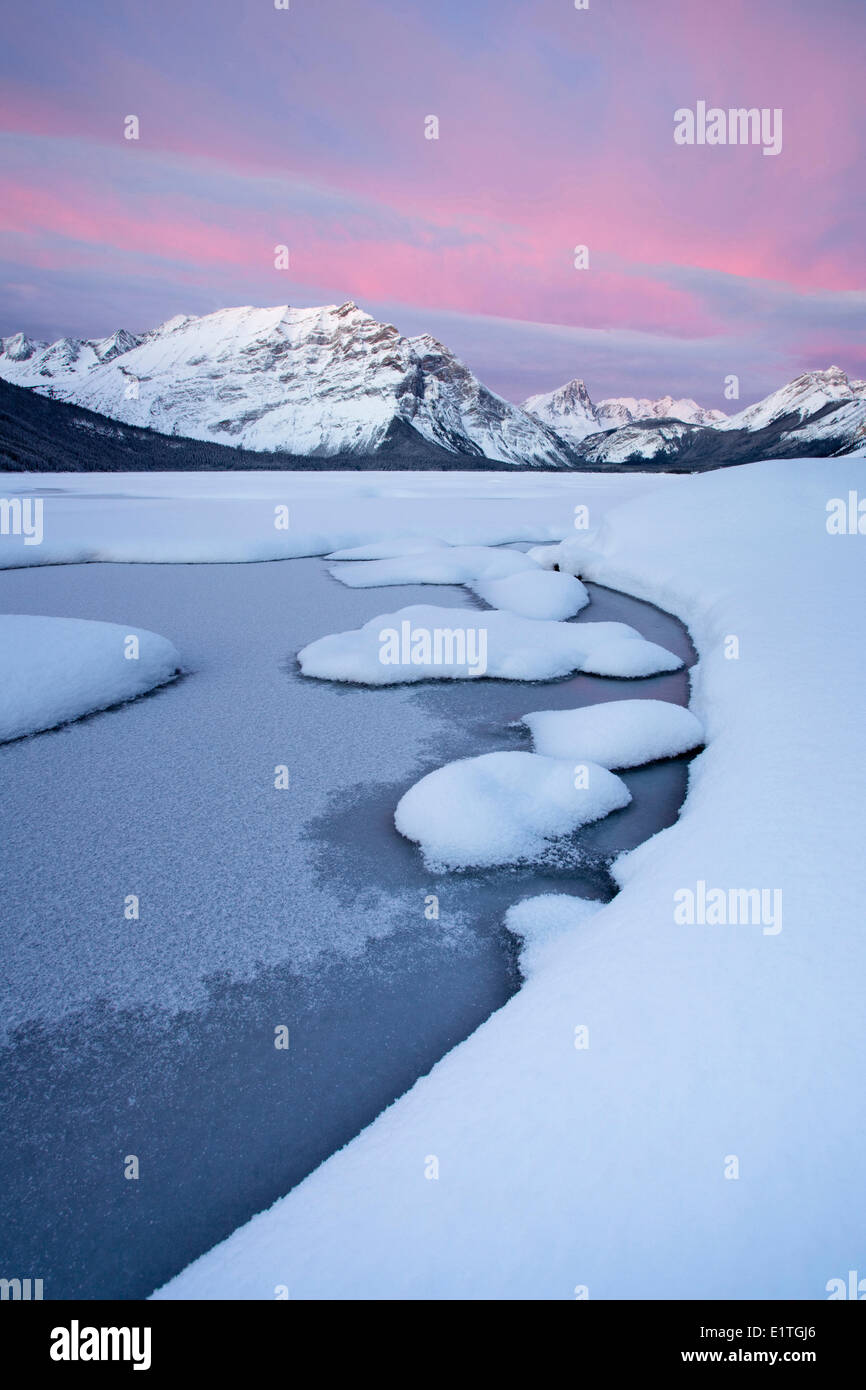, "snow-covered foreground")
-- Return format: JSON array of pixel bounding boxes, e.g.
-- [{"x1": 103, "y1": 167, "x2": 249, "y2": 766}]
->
[
  {"x1": 153, "y1": 458, "x2": 866, "y2": 1300},
  {"x1": 0, "y1": 615, "x2": 181, "y2": 742},
  {"x1": 1, "y1": 466, "x2": 706, "y2": 1298}
]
